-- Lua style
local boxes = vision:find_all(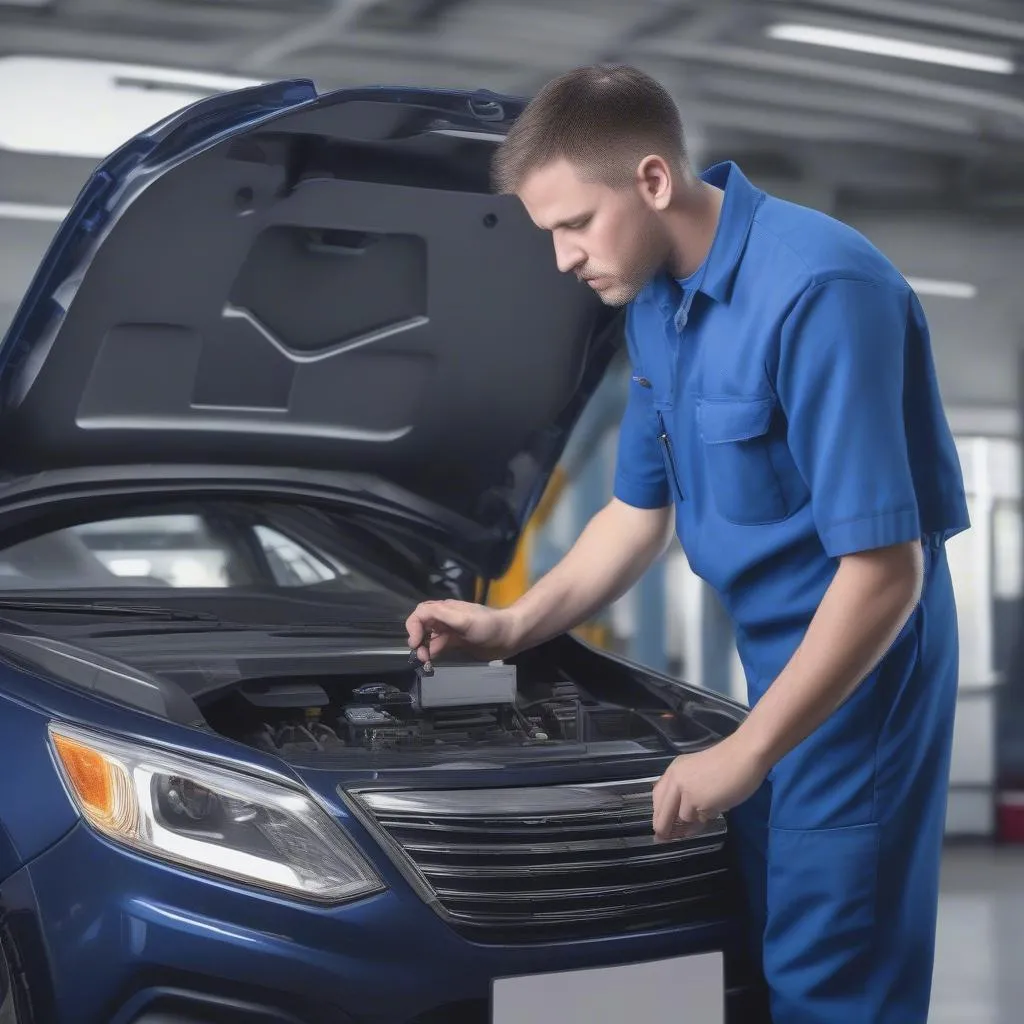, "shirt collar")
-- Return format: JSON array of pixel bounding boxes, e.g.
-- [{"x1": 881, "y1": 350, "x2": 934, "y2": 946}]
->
[{"x1": 637, "y1": 160, "x2": 764, "y2": 308}]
